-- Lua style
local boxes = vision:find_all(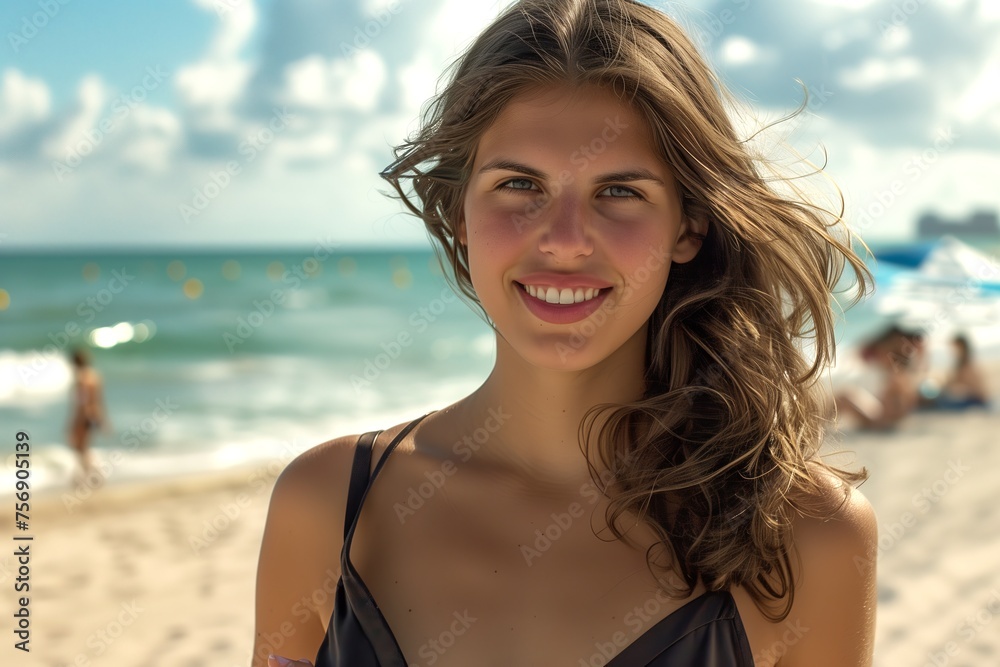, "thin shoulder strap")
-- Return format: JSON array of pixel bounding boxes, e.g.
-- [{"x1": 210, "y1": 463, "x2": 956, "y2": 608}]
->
[
  {"x1": 342, "y1": 411, "x2": 435, "y2": 545},
  {"x1": 344, "y1": 430, "x2": 380, "y2": 541}
]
